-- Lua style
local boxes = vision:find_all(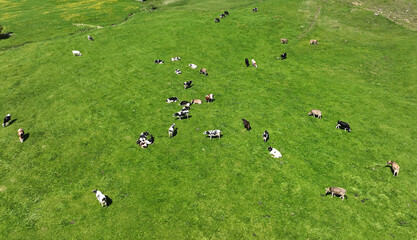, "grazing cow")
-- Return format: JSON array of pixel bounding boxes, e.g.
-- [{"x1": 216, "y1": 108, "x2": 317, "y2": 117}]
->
[
  {"x1": 325, "y1": 187, "x2": 346, "y2": 201},
  {"x1": 205, "y1": 94, "x2": 214, "y2": 103},
  {"x1": 203, "y1": 130, "x2": 222, "y2": 139},
  {"x1": 308, "y1": 109, "x2": 322, "y2": 119},
  {"x1": 166, "y1": 97, "x2": 179, "y2": 103},
  {"x1": 215, "y1": 18, "x2": 220, "y2": 23},
  {"x1": 263, "y1": 130, "x2": 269, "y2": 142},
  {"x1": 253, "y1": 7, "x2": 258, "y2": 12},
  {"x1": 183, "y1": 81, "x2": 192, "y2": 89},
  {"x1": 169, "y1": 124, "x2": 175, "y2": 137},
  {"x1": 92, "y1": 190, "x2": 108, "y2": 207},
  {"x1": 189, "y1": 64, "x2": 198, "y2": 69},
  {"x1": 180, "y1": 101, "x2": 191, "y2": 106},
  {"x1": 2, "y1": 114, "x2": 11, "y2": 127},
  {"x1": 268, "y1": 147, "x2": 282, "y2": 158},
  {"x1": 175, "y1": 69, "x2": 182, "y2": 74},
  {"x1": 191, "y1": 99, "x2": 202, "y2": 104},
  {"x1": 87, "y1": 35, "x2": 94, "y2": 41},
  {"x1": 335, "y1": 121, "x2": 351, "y2": 132},
  {"x1": 173, "y1": 110, "x2": 189, "y2": 120},
  {"x1": 310, "y1": 39, "x2": 319, "y2": 45},
  {"x1": 281, "y1": 38, "x2": 288, "y2": 44},
  {"x1": 171, "y1": 57, "x2": 181, "y2": 61},
  {"x1": 251, "y1": 59, "x2": 257, "y2": 67},
  {"x1": 242, "y1": 119, "x2": 251, "y2": 130},
  {"x1": 245, "y1": 58, "x2": 250, "y2": 67},
  {"x1": 199, "y1": 68, "x2": 208, "y2": 76},
  {"x1": 220, "y1": 14, "x2": 226, "y2": 19},
  {"x1": 154, "y1": 59, "x2": 164, "y2": 64},
  {"x1": 18, "y1": 128, "x2": 24, "y2": 143},
  {"x1": 72, "y1": 50, "x2": 82, "y2": 56},
  {"x1": 280, "y1": 52, "x2": 287, "y2": 60},
  {"x1": 224, "y1": 11, "x2": 229, "y2": 16},
  {"x1": 387, "y1": 161, "x2": 400, "y2": 176}
]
